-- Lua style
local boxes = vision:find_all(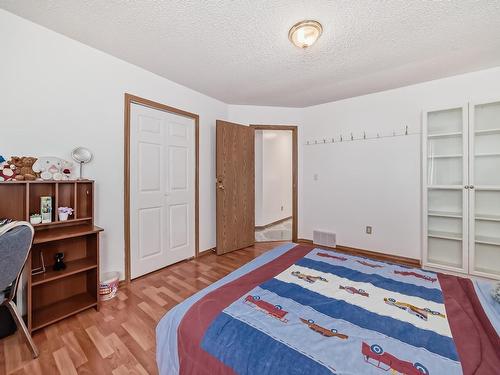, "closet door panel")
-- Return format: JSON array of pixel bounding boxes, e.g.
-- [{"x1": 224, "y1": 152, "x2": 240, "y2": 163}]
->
[
  {"x1": 469, "y1": 99, "x2": 500, "y2": 279},
  {"x1": 423, "y1": 105, "x2": 468, "y2": 273}
]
